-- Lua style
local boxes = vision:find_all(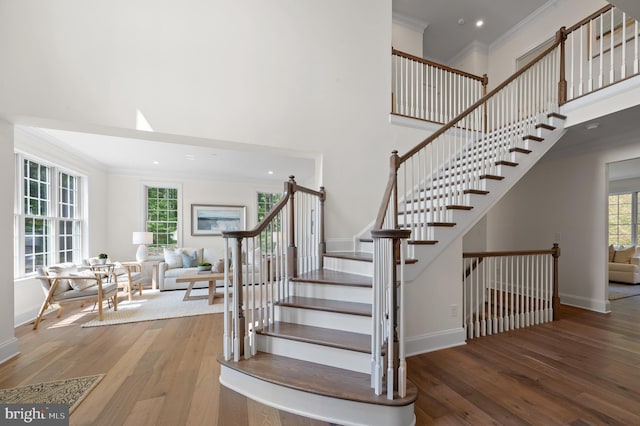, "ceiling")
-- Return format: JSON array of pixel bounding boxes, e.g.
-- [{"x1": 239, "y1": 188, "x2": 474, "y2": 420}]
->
[
  {"x1": 393, "y1": 0, "x2": 552, "y2": 62},
  {"x1": 35, "y1": 127, "x2": 317, "y2": 185}
]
